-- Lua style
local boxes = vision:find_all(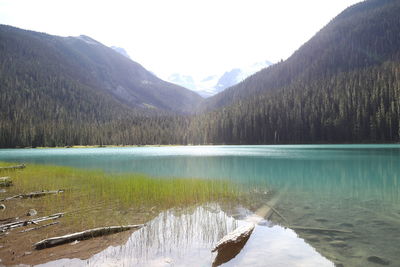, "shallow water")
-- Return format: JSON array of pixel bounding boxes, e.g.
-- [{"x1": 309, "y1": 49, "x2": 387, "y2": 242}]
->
[
  {"x1": 1, "y1": 145, "x2": 399, "y2": 266},
  {"x1": 38, "y1": 206, "x2": 333, "y2": 267}
]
